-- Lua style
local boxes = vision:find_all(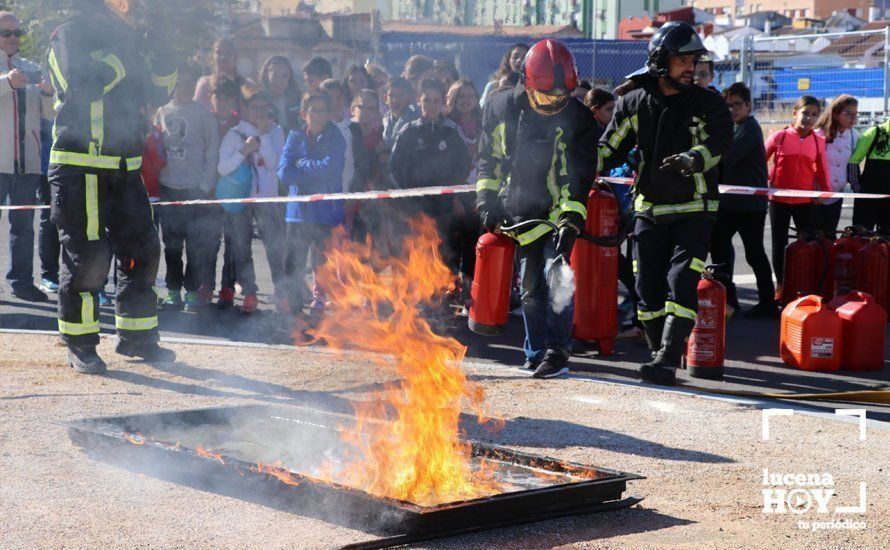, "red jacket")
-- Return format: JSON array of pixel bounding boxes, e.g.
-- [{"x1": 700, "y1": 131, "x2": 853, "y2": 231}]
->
[{"x1": 765, "y1": 126, "x2": 830, "y2": 205}]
